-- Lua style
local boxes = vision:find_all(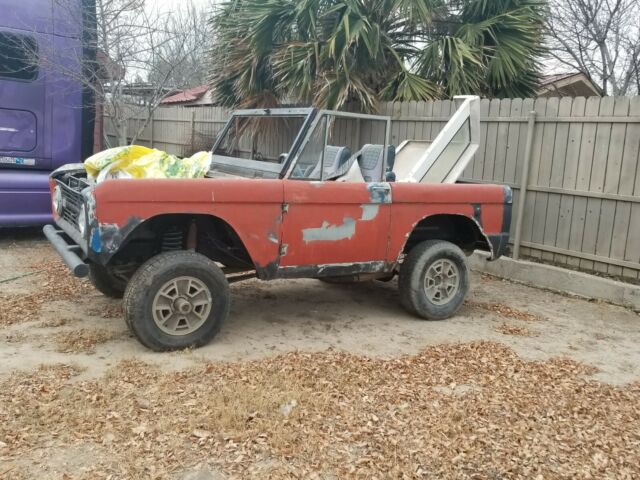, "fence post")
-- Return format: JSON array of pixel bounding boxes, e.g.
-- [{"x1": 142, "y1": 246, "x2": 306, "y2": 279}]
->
[
  {"x1": 150, "y1": 116, "x2": 154, "y2": 148},
  {"x1": 512, "y1": 110, "x2": 537, "y2": 260},
  {"x1": 190, "y1": 110, "x2": 196, "y2": 152}
]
